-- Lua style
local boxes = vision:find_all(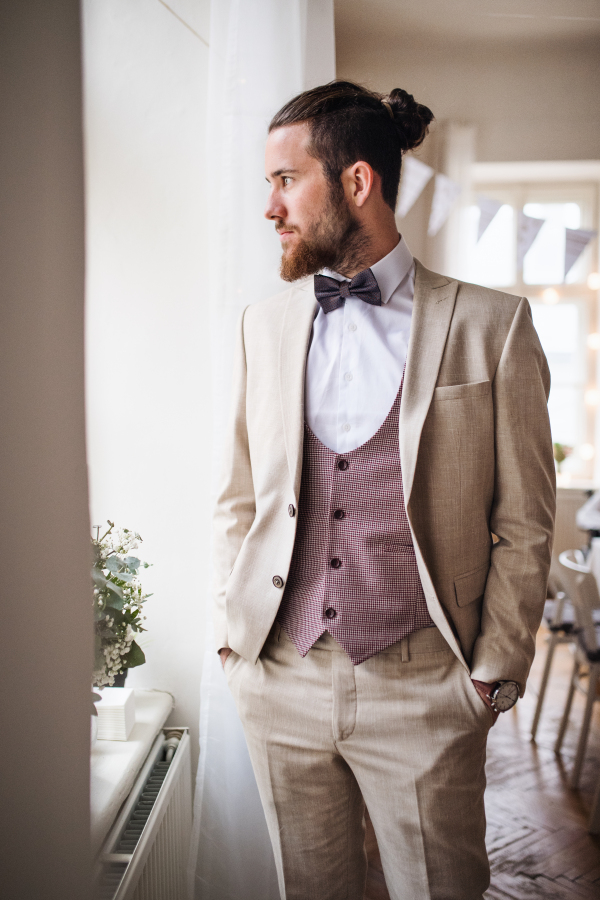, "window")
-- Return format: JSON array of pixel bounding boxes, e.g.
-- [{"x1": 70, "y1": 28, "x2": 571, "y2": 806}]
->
[{"x1": 466, "y1": 165, "x2": 600, "y2": 483}]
